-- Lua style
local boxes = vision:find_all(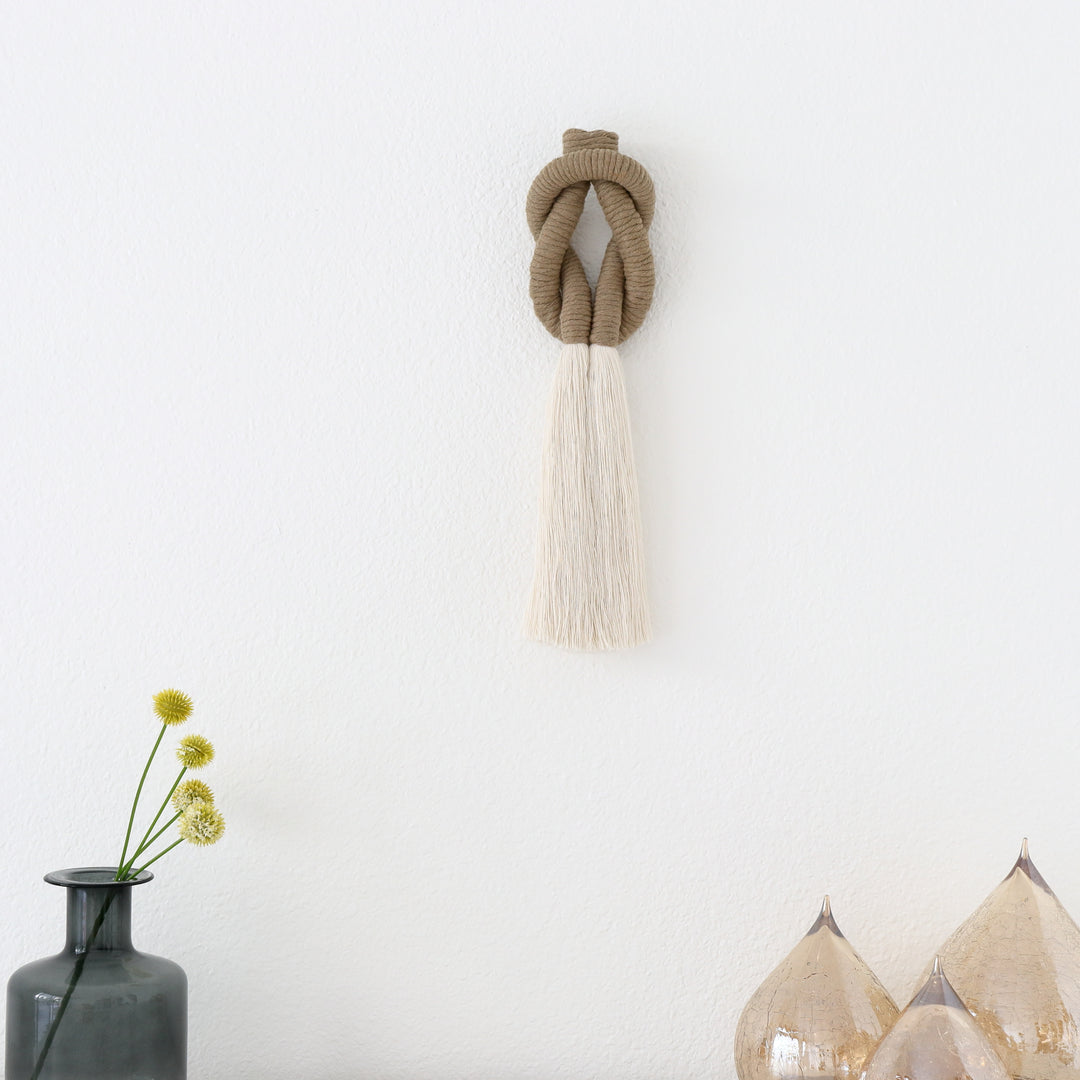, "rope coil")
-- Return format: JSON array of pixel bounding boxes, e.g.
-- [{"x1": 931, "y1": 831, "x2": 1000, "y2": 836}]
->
[{"x1": 526, "y1": 129, "x2": 655, "y2": 347}]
